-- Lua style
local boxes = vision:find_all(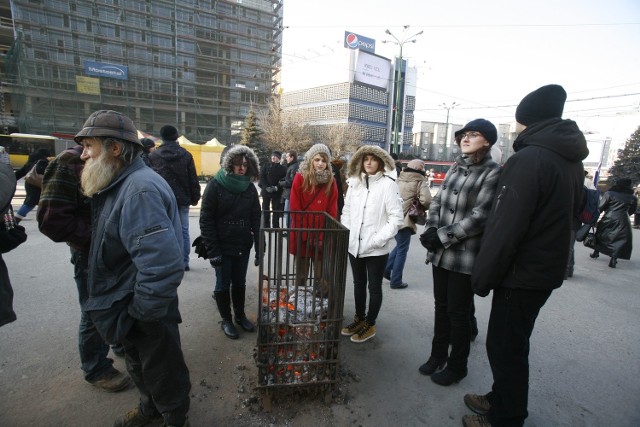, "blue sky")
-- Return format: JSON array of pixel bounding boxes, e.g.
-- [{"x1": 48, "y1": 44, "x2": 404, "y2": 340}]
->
[{"x1": 280, "y1": 0, "x2": 640, "y2": 142}]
